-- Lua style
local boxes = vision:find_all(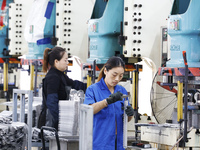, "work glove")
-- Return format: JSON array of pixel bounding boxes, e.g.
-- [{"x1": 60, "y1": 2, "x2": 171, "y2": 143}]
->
[
  {"x1": 125, "y1": 105, "x2": 134, "y2": 116},
  {"x1": 106, "y1": 91, "x2": 123, "y2": 104}
]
